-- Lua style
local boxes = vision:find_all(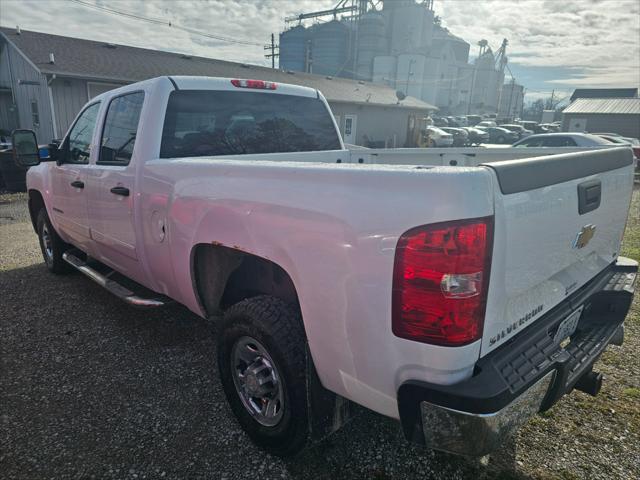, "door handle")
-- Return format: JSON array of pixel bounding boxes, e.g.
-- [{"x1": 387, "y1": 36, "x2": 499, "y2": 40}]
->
[
  {"x1": 70, "y1": 180, "x2": 84, "y2": 189},
  {"x1": 110, "y1": 186, "x2": 130, "y2": 197}
]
